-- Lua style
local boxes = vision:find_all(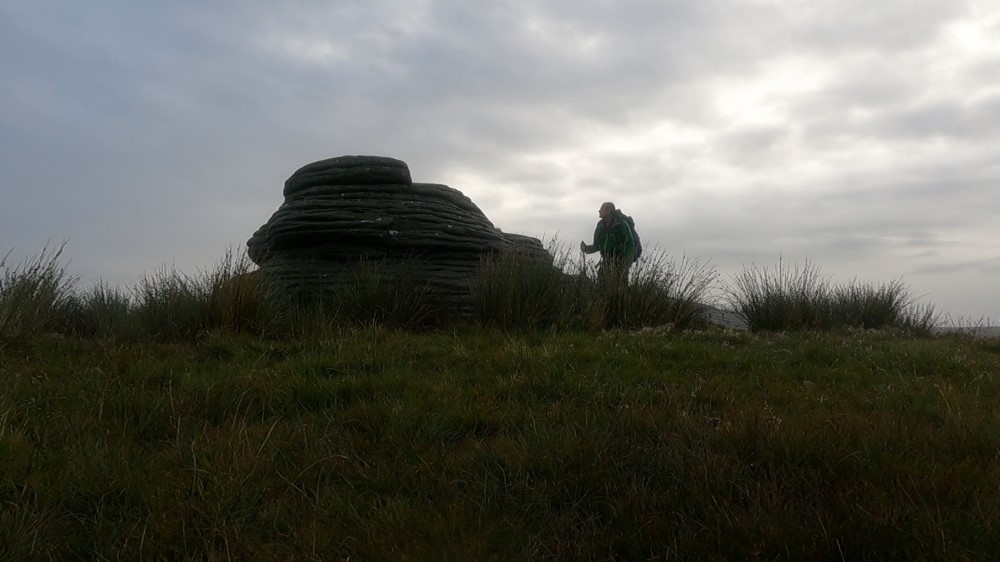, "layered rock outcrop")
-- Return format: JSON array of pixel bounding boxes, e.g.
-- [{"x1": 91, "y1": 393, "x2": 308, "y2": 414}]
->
[{"x1": 247, "y1": 155, "x2": 550, "y2": 314}]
